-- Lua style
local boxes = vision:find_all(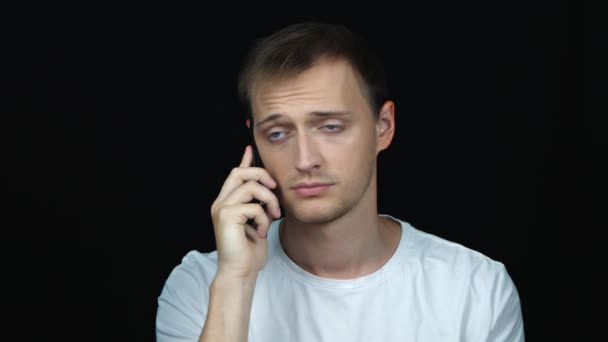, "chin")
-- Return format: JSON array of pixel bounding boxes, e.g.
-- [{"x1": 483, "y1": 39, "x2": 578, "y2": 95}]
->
[{"x1": 284, "y1": 199, "x2": 350, "y2": 225}]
